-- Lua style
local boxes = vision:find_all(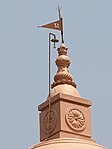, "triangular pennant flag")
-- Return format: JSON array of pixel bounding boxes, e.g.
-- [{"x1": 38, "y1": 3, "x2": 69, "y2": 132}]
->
[{"x1": 38, "y1": 19, "x2": 62, "y2": 31}]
